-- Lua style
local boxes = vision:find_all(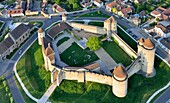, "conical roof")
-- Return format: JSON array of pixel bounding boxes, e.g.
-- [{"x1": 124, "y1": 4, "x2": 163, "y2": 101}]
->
[
  {"x1": 45, "y1": 44, "x2": 54, "y2": 56},
  {"x1": 38, "y1": 28, "x2": 43, "y2": 33},
  {"x1": 113, "y1": 65, "x2": 127, "y2": 79},
  {"x1": 143, "y1": 38, "x2": 154, "y2": 49},
  {"x1": 62, "y1": 13, "x2": 66, "y2": 17}
]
